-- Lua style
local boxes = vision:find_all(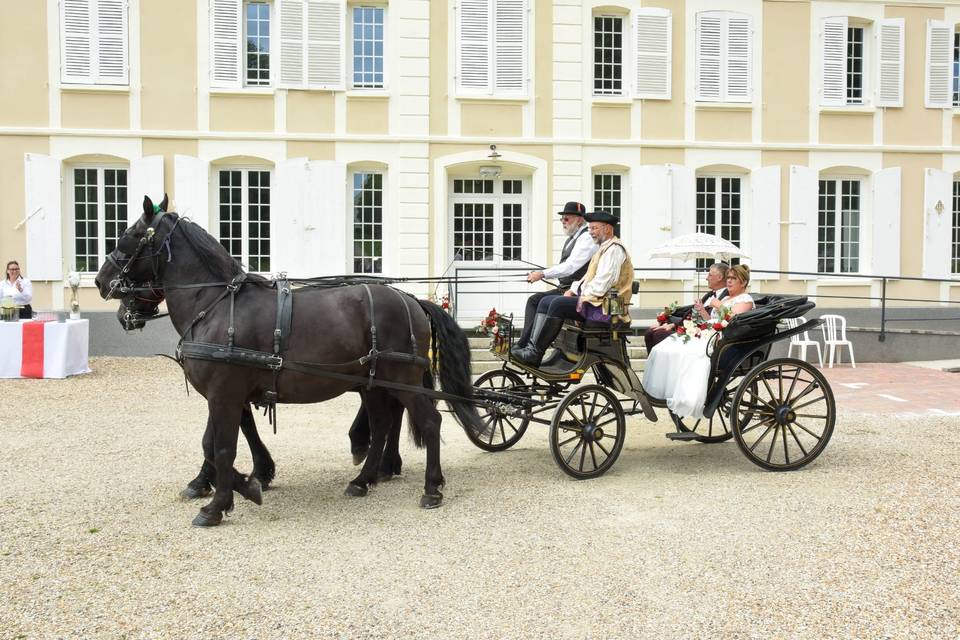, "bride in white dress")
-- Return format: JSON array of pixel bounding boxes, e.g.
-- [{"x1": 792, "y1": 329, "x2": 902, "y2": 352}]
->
[{"x1": 642, "y1": 265, "x2": 756, "y2": 418}]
